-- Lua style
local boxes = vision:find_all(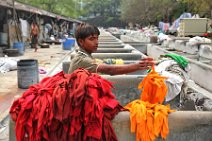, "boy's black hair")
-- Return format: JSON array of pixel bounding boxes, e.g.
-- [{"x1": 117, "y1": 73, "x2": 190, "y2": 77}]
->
[{"x1": 75, "y1": 23, "x2": 100, "y2": 46}]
